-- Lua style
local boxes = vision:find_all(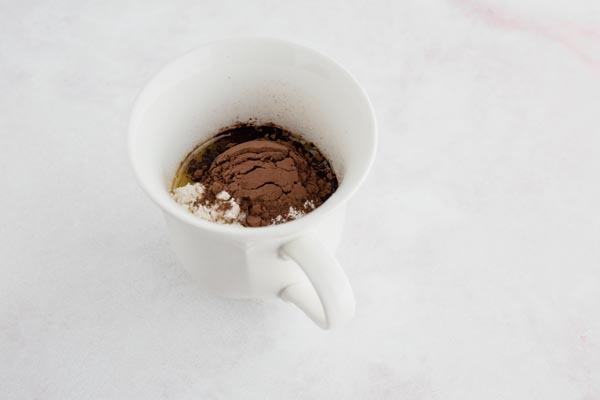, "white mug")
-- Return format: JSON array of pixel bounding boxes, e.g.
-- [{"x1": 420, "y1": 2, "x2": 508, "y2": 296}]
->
[{"x1": 128, "y1": 38, "x2": 377, "y2": 329}]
